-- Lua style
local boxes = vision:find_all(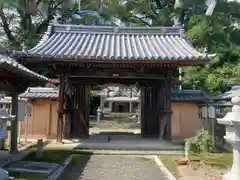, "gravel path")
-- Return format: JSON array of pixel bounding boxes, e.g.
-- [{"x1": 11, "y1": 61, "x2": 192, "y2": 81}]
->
[{"x1": 58, "y1": 155, "x2": 170, "y2": 180}]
